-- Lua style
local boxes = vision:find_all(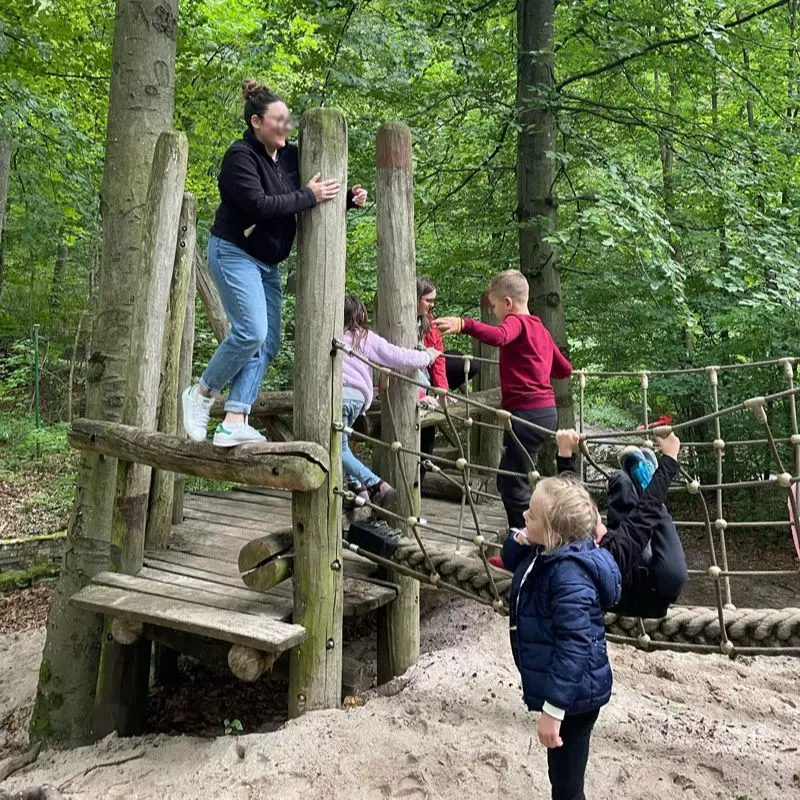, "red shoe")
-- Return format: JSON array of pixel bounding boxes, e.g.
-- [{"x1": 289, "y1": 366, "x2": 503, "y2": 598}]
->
[{"x1": 488, "y1": 555, "x2": 505, "y2": 569}]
